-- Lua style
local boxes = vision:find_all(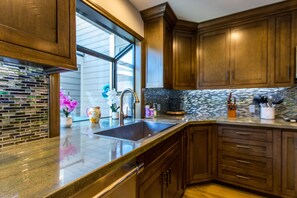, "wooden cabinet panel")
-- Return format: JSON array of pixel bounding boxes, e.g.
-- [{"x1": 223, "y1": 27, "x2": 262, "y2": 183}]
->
[
  {"x1": 141, "y1": 3, "x2": 177, "y2": 89},
  {"x1": 218, "y1": 150, "x2": 272, "y2": 174},
  {"x1": 173, "y1": 31, "x2": 196, "y2": 89},
  {"x1": 218, "y1": 137, "x2": 272, "y2": 158},
  {"x1": 164, "y1": 21, "x2": 174, "y2": 89},
  {"x1": 188, "y1": 126, "x2": 212, "y2": 183},
  {"x1": 218, "y1": 164, "x2": 273, "y2": 191},
  {"x1": 144, "y1": 18, "x2": 164, "y2": 88},
  {"x1": 230, "y1": 20, "x2": 269, "y2": 86},
  {"x1": 273, "y1": 12, "x2": 296, "y2": 86},
  {"x1": 199, "y1": 29, "x2": 230, "y2": 87},
  {"x1": 218, "y1": 126, "x2": 272, "y2": 142},
  {"x1": 166, "y1": 153, "x2": 182, "y2": 198},
  {"x1": 137, "y1": 131, "x2": 183, "y2": 198},
  {"x1": 139, "y1": 166, "x2": 165, "y2": 198},
  {"x1": 282, "y1": 131, "x2": 297, "y2": 197},
  {"x1": 0, "y1": 0, "x2": 76, "y2": 69}
]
